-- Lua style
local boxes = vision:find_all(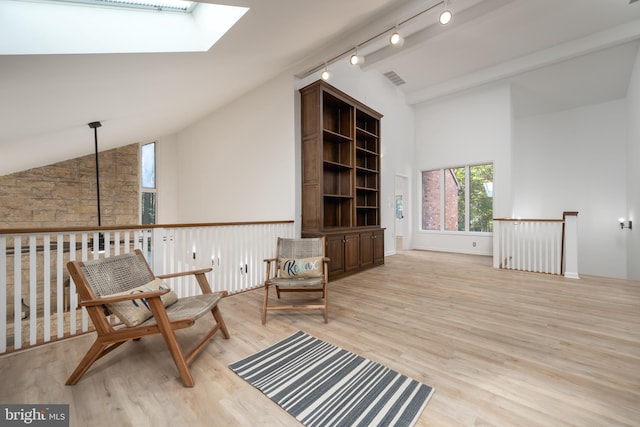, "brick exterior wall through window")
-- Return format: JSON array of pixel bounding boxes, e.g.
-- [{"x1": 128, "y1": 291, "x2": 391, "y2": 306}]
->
[{"x1": 422, "y1": 169, "x2": 460, "y2": 231}]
